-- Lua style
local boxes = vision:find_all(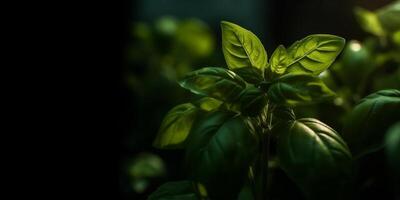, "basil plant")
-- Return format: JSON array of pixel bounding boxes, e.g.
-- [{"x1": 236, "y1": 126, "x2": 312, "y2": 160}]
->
[{"x1": 149, "y1": 21, "x2": 353, "y2": 200}]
